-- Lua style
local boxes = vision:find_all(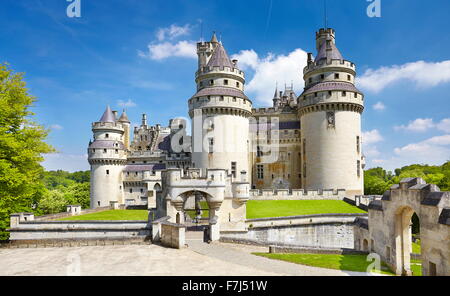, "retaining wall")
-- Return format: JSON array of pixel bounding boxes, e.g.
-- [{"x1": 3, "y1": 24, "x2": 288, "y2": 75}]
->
[{"x1": 221, "y1": 214, "x2": 367, "y2": 249}]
